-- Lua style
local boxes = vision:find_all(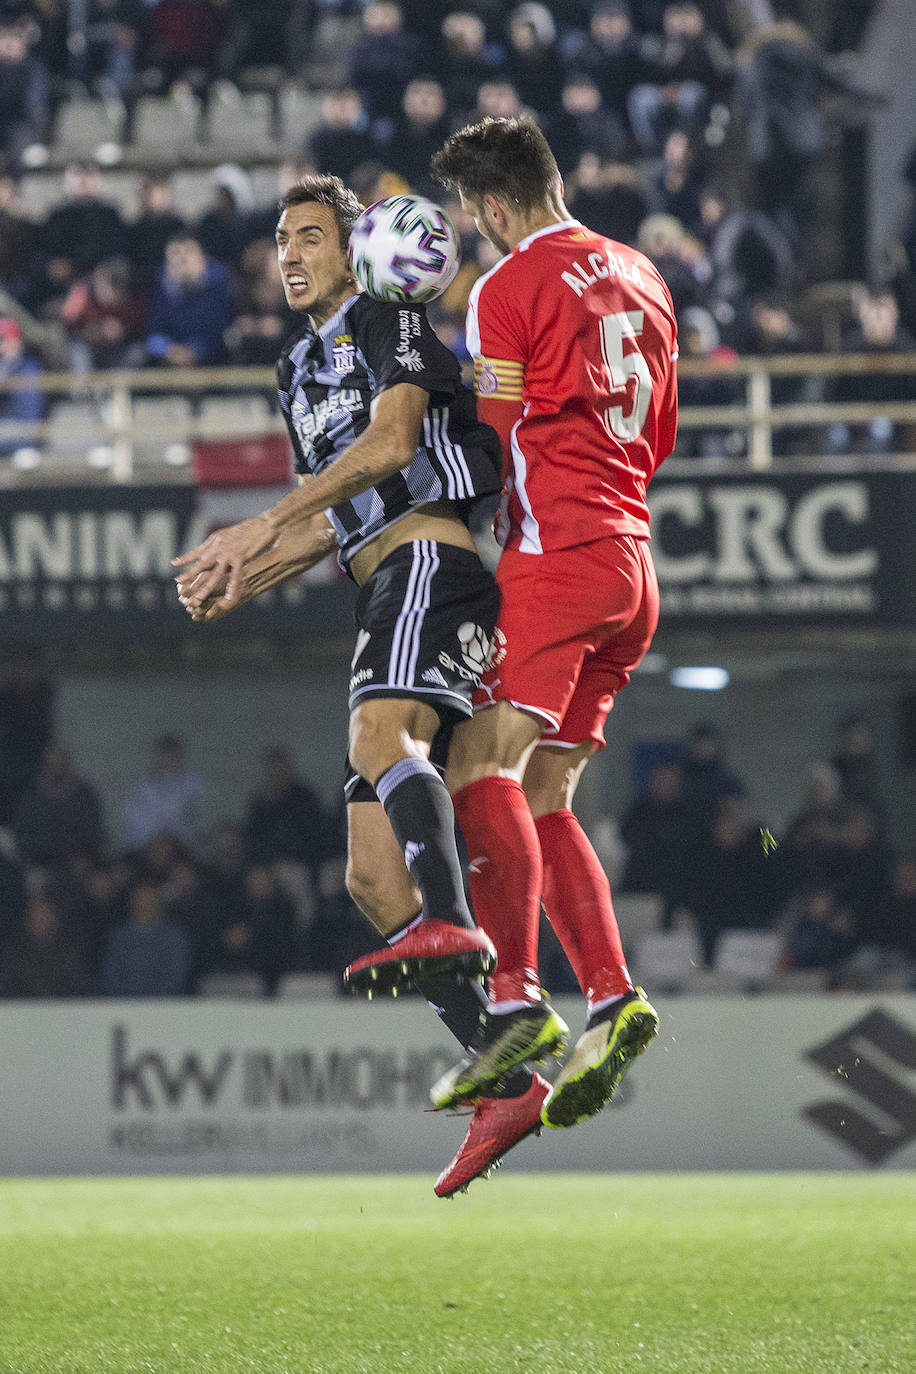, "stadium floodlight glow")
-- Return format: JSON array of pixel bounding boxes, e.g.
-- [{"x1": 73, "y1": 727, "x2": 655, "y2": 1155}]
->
[{"x1": 669, "y1": 666, "x2": 730, "y2": 691}]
